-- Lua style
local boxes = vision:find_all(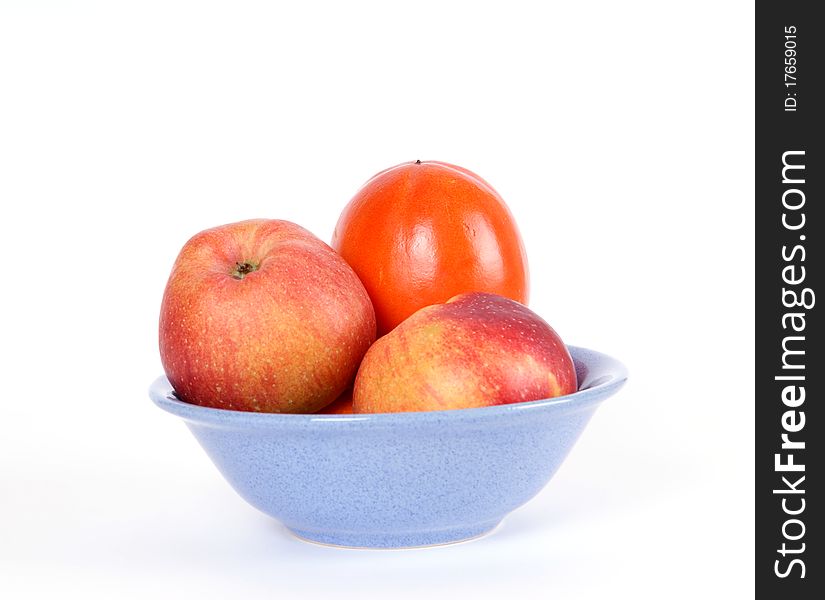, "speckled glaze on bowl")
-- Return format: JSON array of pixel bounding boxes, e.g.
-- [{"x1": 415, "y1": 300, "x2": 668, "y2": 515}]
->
[{"x1": 149, "y1": 346, "x2": 626, "y2": 548}]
